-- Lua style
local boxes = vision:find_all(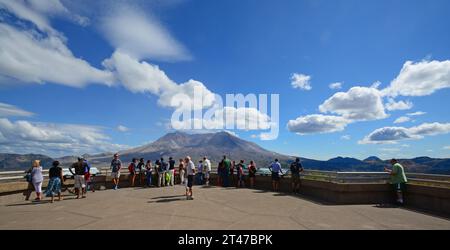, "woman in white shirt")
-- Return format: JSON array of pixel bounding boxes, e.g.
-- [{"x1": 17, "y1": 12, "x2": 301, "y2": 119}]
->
[{"x1": 31, "y1": 160, "x2": 44, "y2": 201}]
